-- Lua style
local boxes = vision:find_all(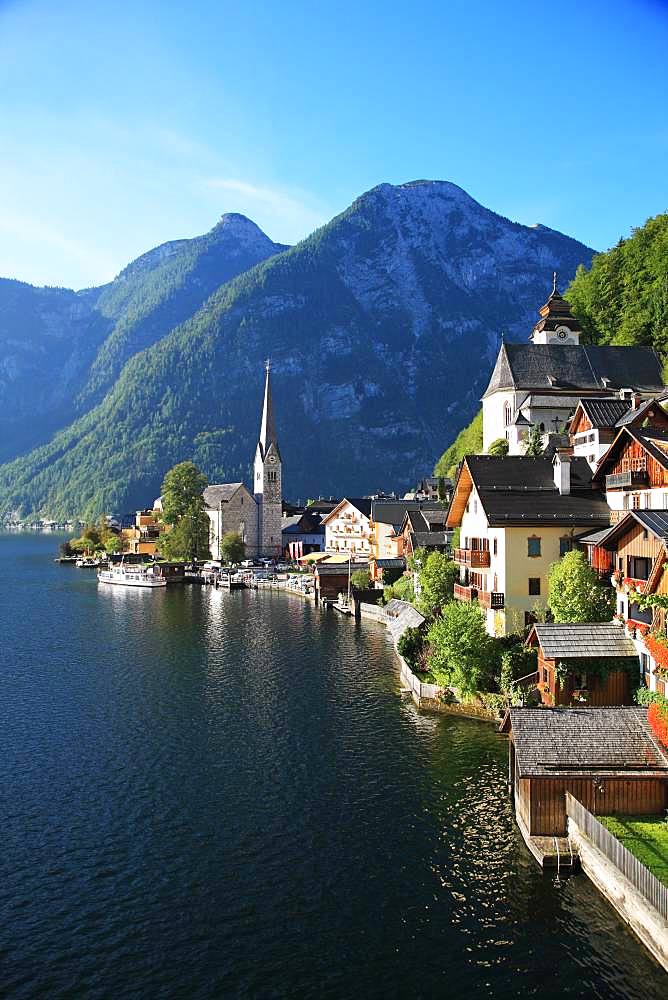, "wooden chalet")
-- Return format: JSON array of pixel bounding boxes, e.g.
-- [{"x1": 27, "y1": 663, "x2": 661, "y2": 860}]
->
[
  {"x1": 569, "y1": 394, "x2": 668, "y2": 468},
  {"x1": 501, "y1": 707, "x2": 668, "y2": 840},
  {"x1": 595, "y1": 510, "x2": 668, "y2": 695},
  {"x1": 592, "y1": 425, "x2": 668, "y2": 522},
  {"x1": 526, "y1": 623, "x2": 639, "y2": 706}
]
